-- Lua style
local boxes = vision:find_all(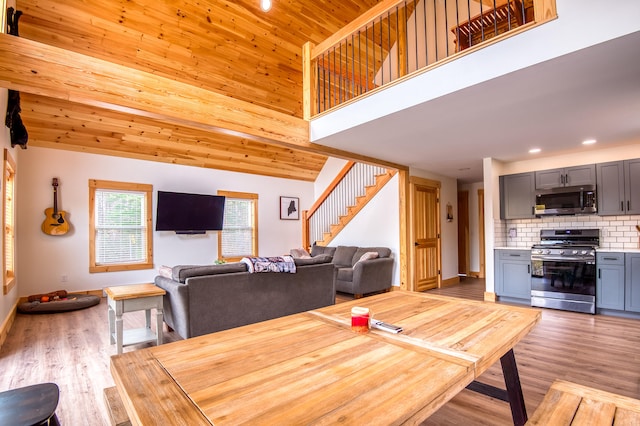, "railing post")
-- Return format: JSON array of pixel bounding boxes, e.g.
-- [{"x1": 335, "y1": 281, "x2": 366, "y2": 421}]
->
[
  {"x1": 302, "y1": 41, "x2": 316, "y2": 120},
  {"x1": 533, "y1": 0, "x2": 557, "y2": 23},
  {"x1": 302, "y1": 209, "x2": 310, "y2": 250}
]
